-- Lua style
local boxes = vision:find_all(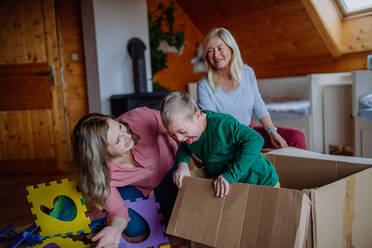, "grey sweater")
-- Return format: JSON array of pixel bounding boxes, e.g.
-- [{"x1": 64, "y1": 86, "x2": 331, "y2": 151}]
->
[{"x1": 198, "y1": 65, "x2": 269, "y2": 126}]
